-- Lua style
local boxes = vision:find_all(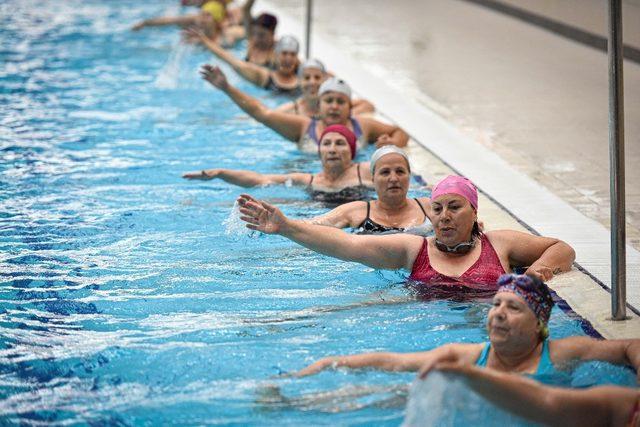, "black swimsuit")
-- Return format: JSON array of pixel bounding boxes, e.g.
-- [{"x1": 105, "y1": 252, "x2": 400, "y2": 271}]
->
[
  {"x1": 357, "y1": 198, "x2": 429, "y2": 234},
  {"x1": 307, "y1": 164, "x2": 373, "y2": 205},
  {"x1": 264, "y1": 75, "x2": 301, "y2": 97}
]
